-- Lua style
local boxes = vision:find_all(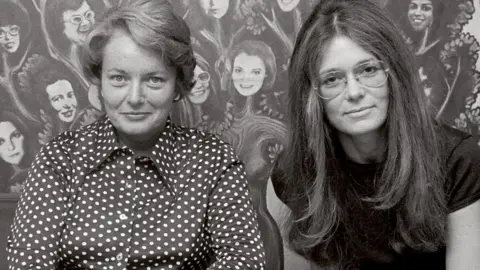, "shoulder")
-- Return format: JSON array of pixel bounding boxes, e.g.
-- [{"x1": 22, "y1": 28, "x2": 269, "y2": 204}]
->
[
  {"x1": 172, "y1": 124, "x2": 238, "y2": 164},
  {"x1": 39, "y1": 118, "x2": 106, "y2": 161},
  {"x1": 437, "y1": 125, "x2": 480, "y2": 212}
]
